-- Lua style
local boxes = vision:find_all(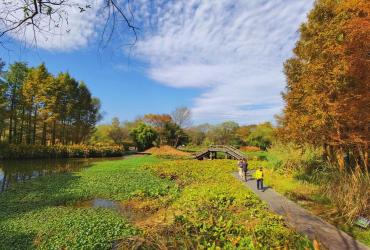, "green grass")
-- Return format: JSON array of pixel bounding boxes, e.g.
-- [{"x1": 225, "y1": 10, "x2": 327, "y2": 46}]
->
[
  {"x1": 0, "y1": 155, "x2": 314, "y2": 249},
  {"x1": 145, "y1": 159, "x2": 313, "y2": 249},
  {"x1": 242, "y1": 150, "x2": 270, "y2": 161},
  {"x1": 0, "y1": 156, "x2": 176, "y2": 249}
]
